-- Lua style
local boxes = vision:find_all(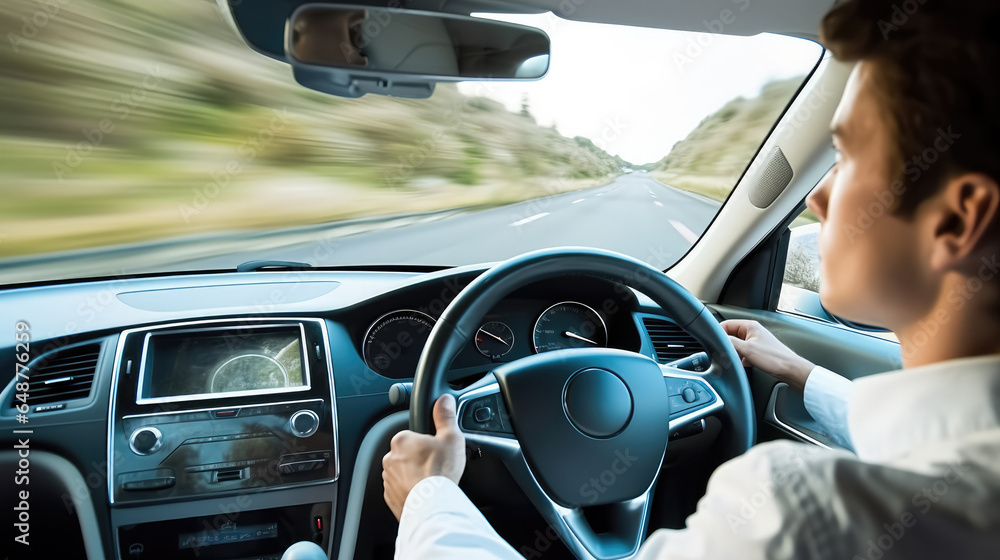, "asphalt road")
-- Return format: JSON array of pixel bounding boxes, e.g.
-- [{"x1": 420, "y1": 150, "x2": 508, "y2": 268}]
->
[
  {"x1": 0, "y1": 174, "x2": 721, "y2": 284},
  {"x1": 178, "y1": 173, "x2": 721, "y2": 270}
]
